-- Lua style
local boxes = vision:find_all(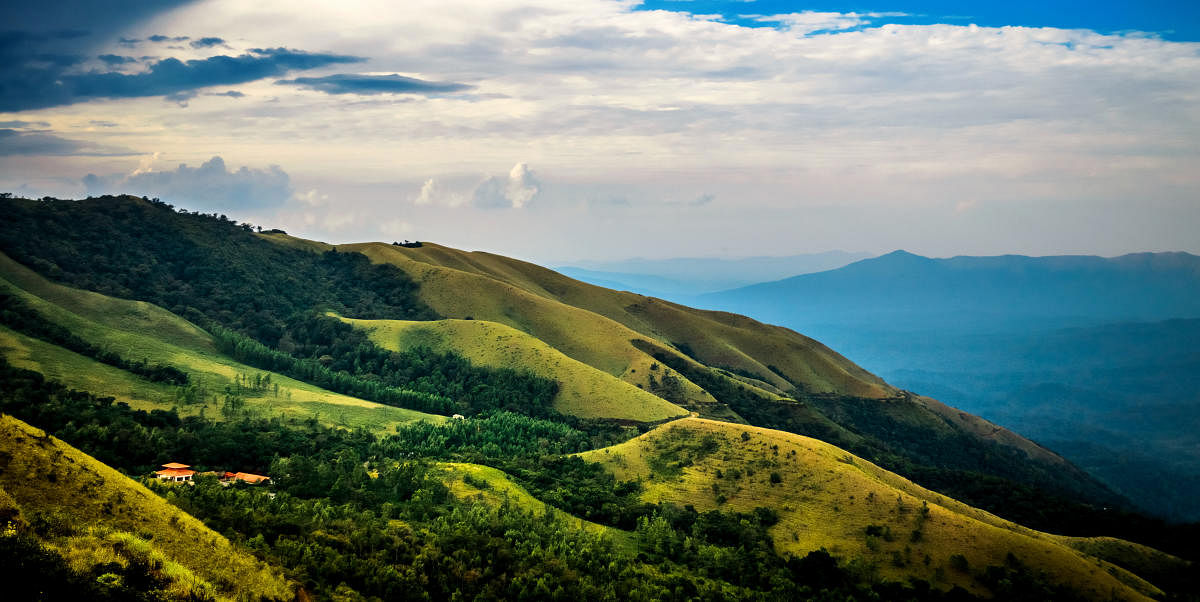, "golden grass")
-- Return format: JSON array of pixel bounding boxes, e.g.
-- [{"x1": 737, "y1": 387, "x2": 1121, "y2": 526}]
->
[
  {"x1": 581, "y1": 418, "x2": 1160, "y2": 600},
  {"x1": 341, "y1": 316, "x2": 687, "y2": 422},
  {"x1": 334, "y1": 243, "x2": 719, "y2": 406},
  {"x1": 0, "y1": 414, "x2": 293, "y2": 600},
  {"x1": 0, "y1": 256, "x2": 445, "y2": 433},
  {"x1": 260, "y1": 237, "x2": 1071, "y2": 470},
  {"x1": 344, "y1": 241, "x2": 892, "y2": 399},
  {"x1": 439, "y1": 462, "x2": 636, "y2": 551}
]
